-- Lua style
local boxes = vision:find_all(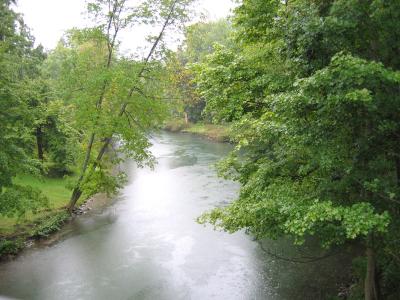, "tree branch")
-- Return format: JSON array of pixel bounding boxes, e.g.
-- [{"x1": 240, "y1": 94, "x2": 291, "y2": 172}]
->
[{"x1": 258, "y1": 241, "x2": 340, "y2": 264}]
